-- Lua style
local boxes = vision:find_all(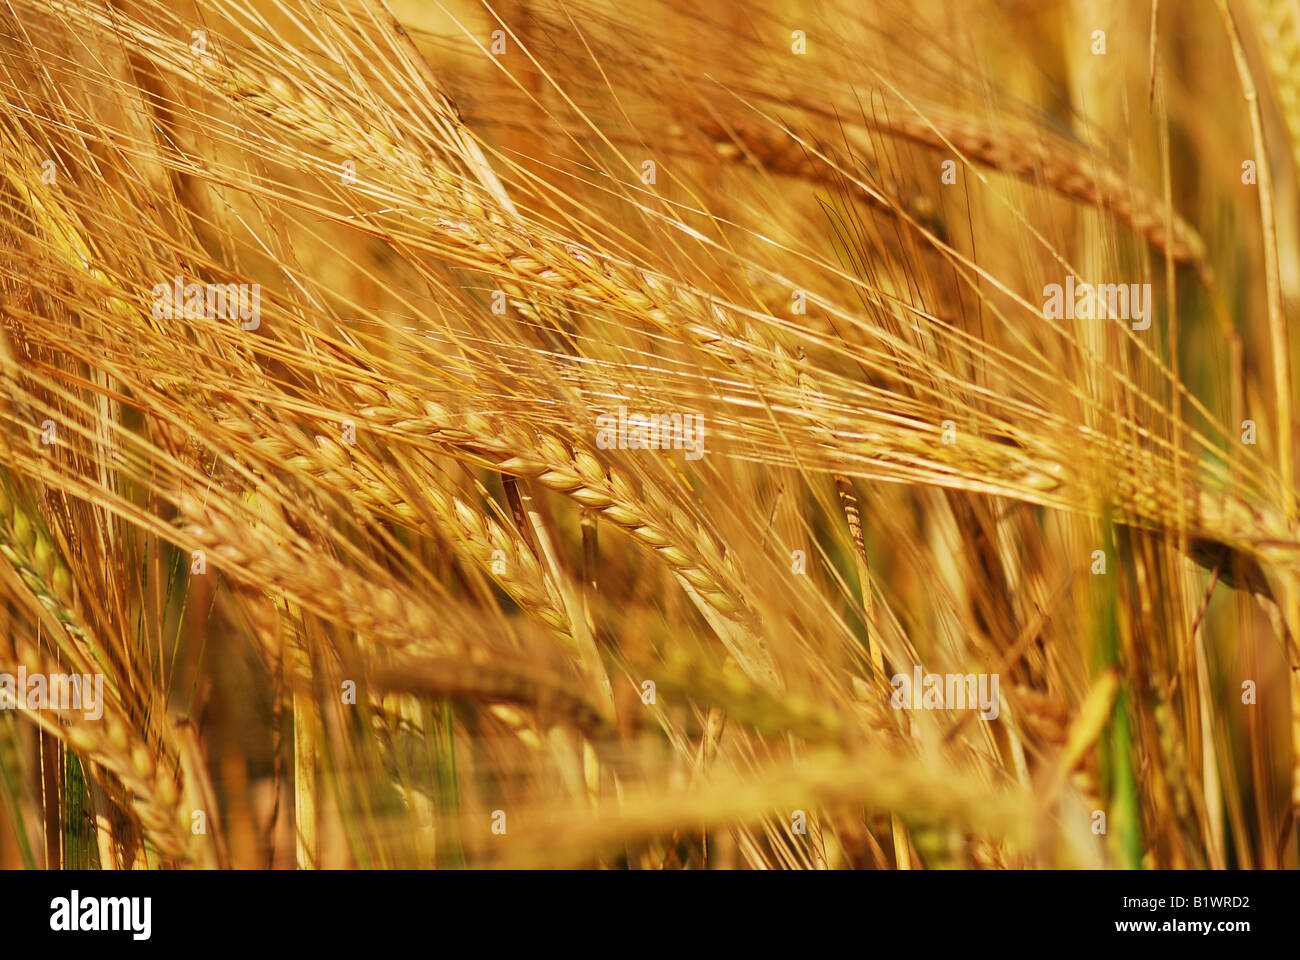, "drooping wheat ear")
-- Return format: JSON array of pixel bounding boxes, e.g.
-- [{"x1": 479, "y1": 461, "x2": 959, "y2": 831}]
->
[
  {"x1": 360, "y1": 648, "x2": 615, "y2": 741},
  {"x1": 352, "y1": 386, "x2": 748, "y2": 615},
  {"x1": 461, "y1": 10, "x2": 1199, "y2": 265},
  {"x1": 171, "y1": 490, "x2": 443, "y2": 650},
  {"x1": 346, "y1": 384, "x2": 777, "y2": 675},
  {"x1": 645, "y1": 108, "x2": 946, "y2": 237},
  {"x1": 266, "y1": 428, "x2": 576, "y2": 640},
  {"x1": 798, "y1": 98, "x2": 1208, "y2": 265},
  {"x1": 263, "y1": 415, "x2": 620, "y2": 718}
]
